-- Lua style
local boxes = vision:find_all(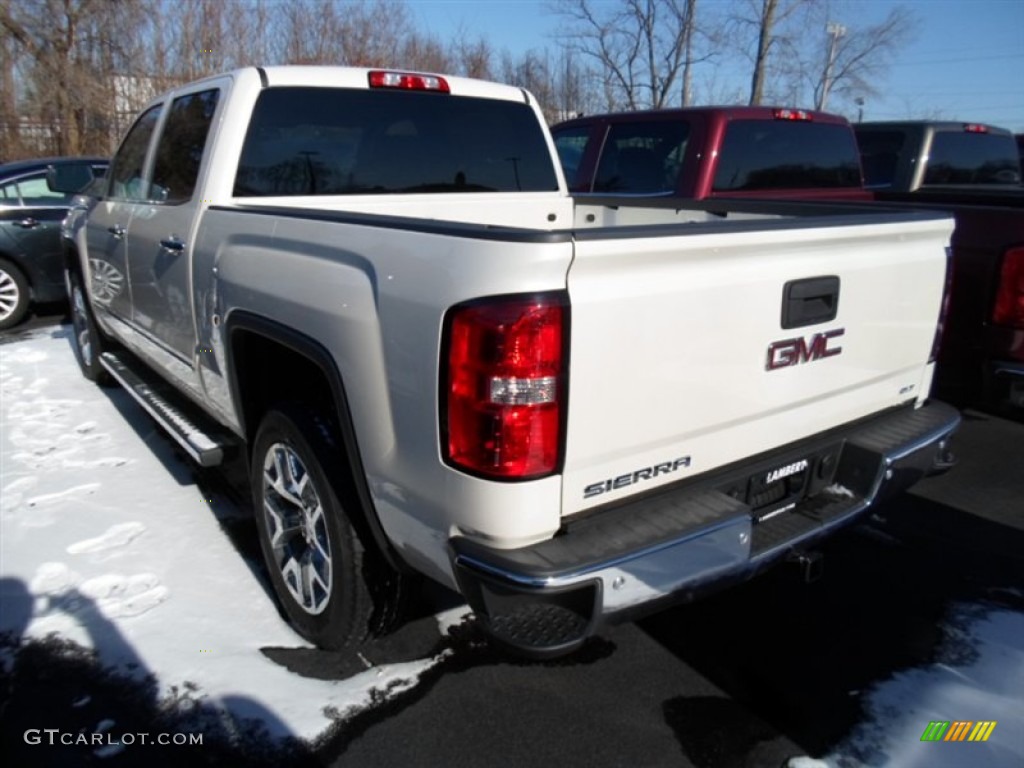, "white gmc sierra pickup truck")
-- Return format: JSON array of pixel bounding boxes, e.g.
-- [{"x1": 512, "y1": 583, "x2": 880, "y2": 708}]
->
[{"x1": 57, "y1": 66, "x2": 960, "y2": 656}]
